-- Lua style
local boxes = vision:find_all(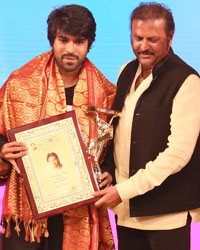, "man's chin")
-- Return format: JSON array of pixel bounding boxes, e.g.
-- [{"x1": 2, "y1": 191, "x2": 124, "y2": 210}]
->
[
  {"x1": 138, "y1": 58, "x2": 154, "y2": 69},
  {"x1": 63, "y1": 65, "x2": 80, "y2": 72},
  {"x1": 63, "y1": 61, "x2": 84, "y2": 73}
]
